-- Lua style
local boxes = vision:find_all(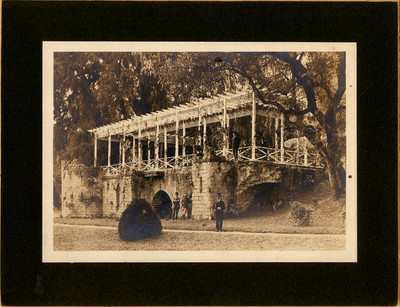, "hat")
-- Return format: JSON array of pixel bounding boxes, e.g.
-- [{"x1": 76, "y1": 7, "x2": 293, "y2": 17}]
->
[{"x1": 217, "y1": 193, "x2": 221, "y2": 197}]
